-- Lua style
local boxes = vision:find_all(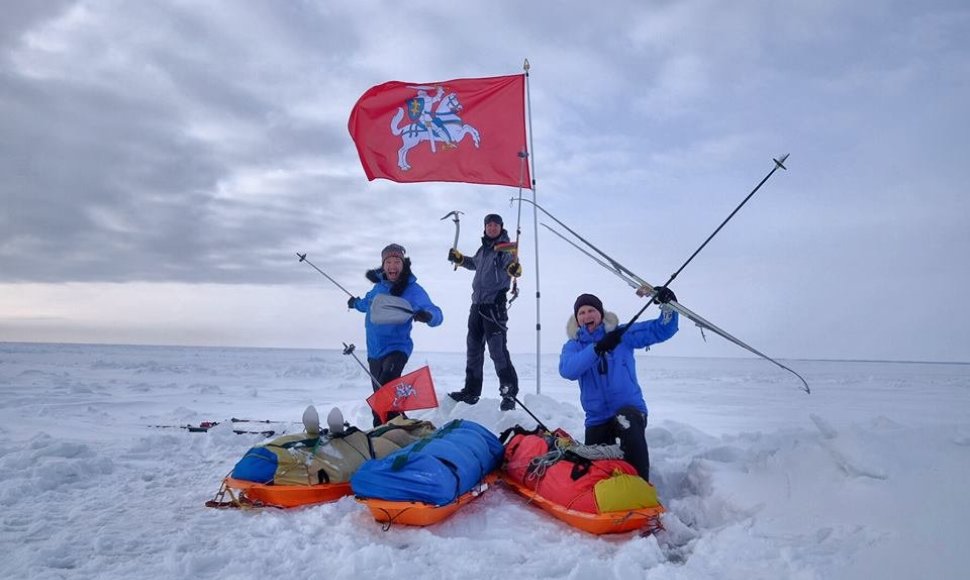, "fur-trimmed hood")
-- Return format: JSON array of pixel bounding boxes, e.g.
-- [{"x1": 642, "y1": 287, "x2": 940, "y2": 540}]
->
[
  {"x1": 566, "y1": 311, "x2": 619, "y2": 340},
  {"x1": 365, "y1": 258, "x2": 414, "y2": 297}
]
